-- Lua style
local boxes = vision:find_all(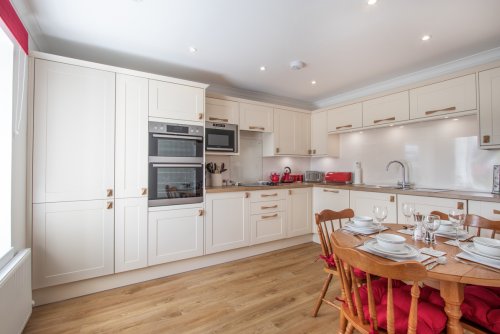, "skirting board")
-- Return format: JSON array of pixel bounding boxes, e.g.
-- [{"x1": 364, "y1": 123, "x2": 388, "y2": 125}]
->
[{"x1": 33, "y1": 234, "x2": 313, "y2": 305}]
